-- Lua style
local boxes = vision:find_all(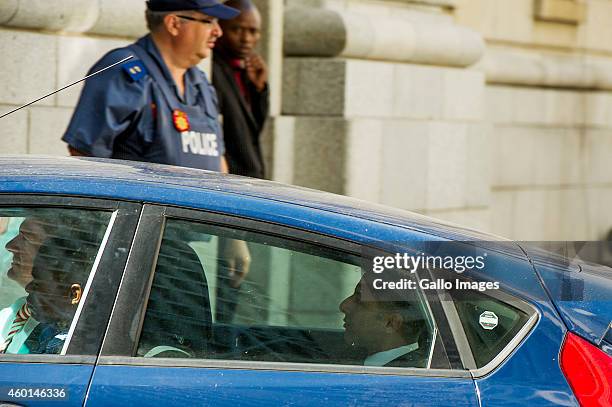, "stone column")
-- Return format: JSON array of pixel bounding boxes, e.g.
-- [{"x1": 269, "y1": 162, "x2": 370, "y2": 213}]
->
[
  {"x1": 252, "y1": 0, "x2": 286, "y2": 180},
  {"x1": 252, "y1": 0, "x2": 284, "y2": 116}
]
